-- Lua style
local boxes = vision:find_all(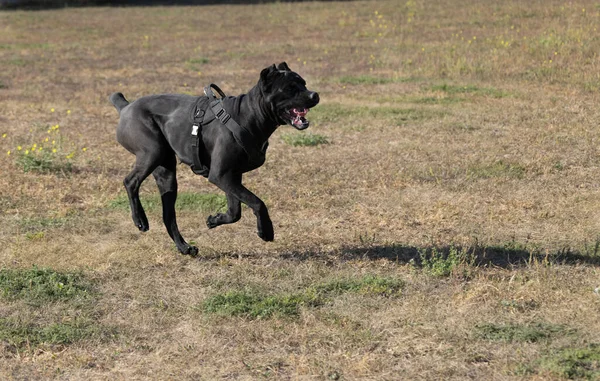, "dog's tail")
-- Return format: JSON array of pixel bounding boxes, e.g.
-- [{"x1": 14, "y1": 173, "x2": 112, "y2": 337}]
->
[{"x1": 109, "y1": 92, "x2": 130, "y2": 114}]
